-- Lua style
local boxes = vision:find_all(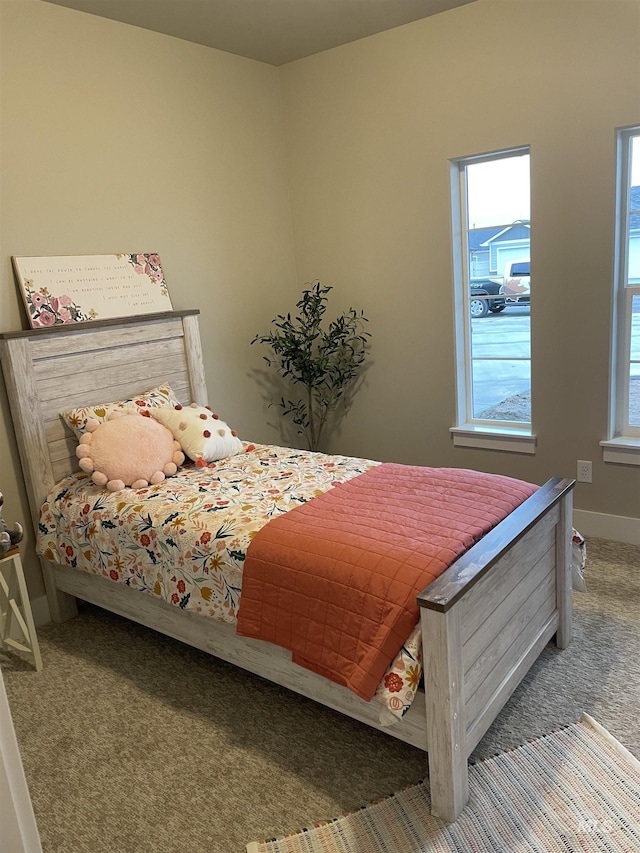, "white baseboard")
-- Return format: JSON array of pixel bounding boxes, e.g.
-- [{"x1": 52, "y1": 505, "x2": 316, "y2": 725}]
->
[
  {"x1": 573, "y1": 509, "x2": 640, "y2": 546},
  {"x1": 28, "y1": 512, "x2": 638, "y2": 630}
]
